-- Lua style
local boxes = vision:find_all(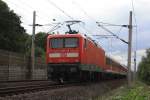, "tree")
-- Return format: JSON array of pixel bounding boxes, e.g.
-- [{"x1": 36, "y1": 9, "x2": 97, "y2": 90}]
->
[
  {"x1": 138, "y1": 49, "x2": 150, "y2": 84},
  {"x1": 0, "y1": 0, "x2": 28, "y2": 53},
  {"x1": 34, "y1": 32, "x2": 47, "y2": 61},
  {"x1": 35, "y1": 32, "x2": 47, "y2": 51}
]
